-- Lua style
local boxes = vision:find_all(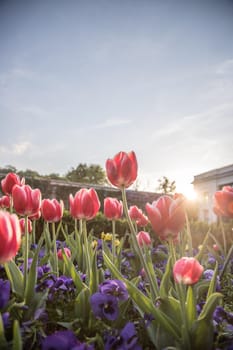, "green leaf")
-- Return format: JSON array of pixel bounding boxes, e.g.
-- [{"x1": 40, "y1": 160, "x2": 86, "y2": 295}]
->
[
  {"x1": 206, "y1": 262, "x2": 218, "y2": 299},
  {"x1": 4, "y1": 260, "x2": 24, "y2": 299},
  {"x1": 0, "y1": 313, "x2": 7, "y2": 349},
  {"x1": 62, "y1": 248, "x2": 85, "y2": 293},
  {"x1": 191, "y1": 318, "x2": 214, "y2": 350},
  {"x1": 74, "y1": 287, "x2": 91, "y2": 324},
  {"x1": 160, "y1": 256, "x2": 172, "y2": 298},
  {"x1": 158, "y1": 295, "x2": 182, "y2": 326},
  {"x1": 103, "y1": 251, "x2": 181, "y2": 341},
  {"x1": 12, "y1": 320, "x2": 22, "y2": 350},
  {"x1": 89, "y1": 249, "x2": 98, "y2": 294},
  {"x1": 186, "y1": 286, "x2": 197, "y2": 328},
  {"x1": 198, "y1": 292, "x2": 223, "y2": 322},
  {"x1": 24, "y1": 237, "x2": 43, "y2": 304},
  {"x1": 195, "y1": 230, "x2": 210, "y2": 261}
]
